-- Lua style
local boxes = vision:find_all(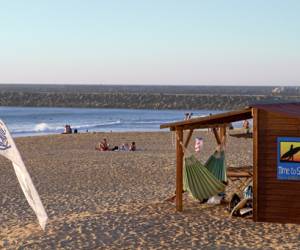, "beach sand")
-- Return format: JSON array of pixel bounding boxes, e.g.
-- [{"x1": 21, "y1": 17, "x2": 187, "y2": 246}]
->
[{"x1": 0, "y1": 131, "x2": 299, "y2": 249}]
